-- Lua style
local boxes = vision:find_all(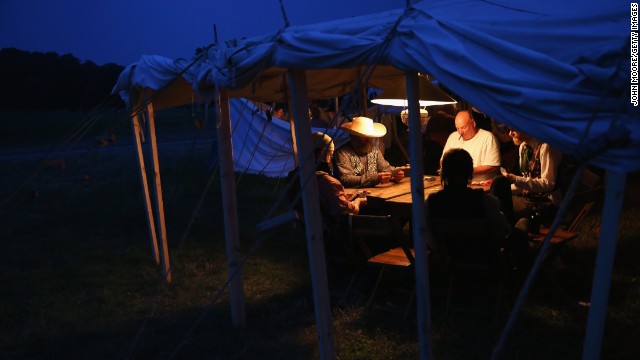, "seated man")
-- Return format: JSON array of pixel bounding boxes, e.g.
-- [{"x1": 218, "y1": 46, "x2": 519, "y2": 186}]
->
[
  {"x1": 441, "y1": 110, "x2": 501, "y2": 181},
  {"x1": 333, "y1": 116, "x2": 405, "y2": 188},
  {"x1": 286, "y1": 132, "x2": 368, "y2": 258},
  {"x1": 427, "y1": 148, "x2": 531, "y2": 268},
  {"x1": 491, "y1": 128, "x2": 563, "y2": 226},
  {"x1": 427, "y1": 148, "x2": 511, "y2": 248},
  {"x1": 312, "y1": 132, "x2": 367, "y2": 221}
]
